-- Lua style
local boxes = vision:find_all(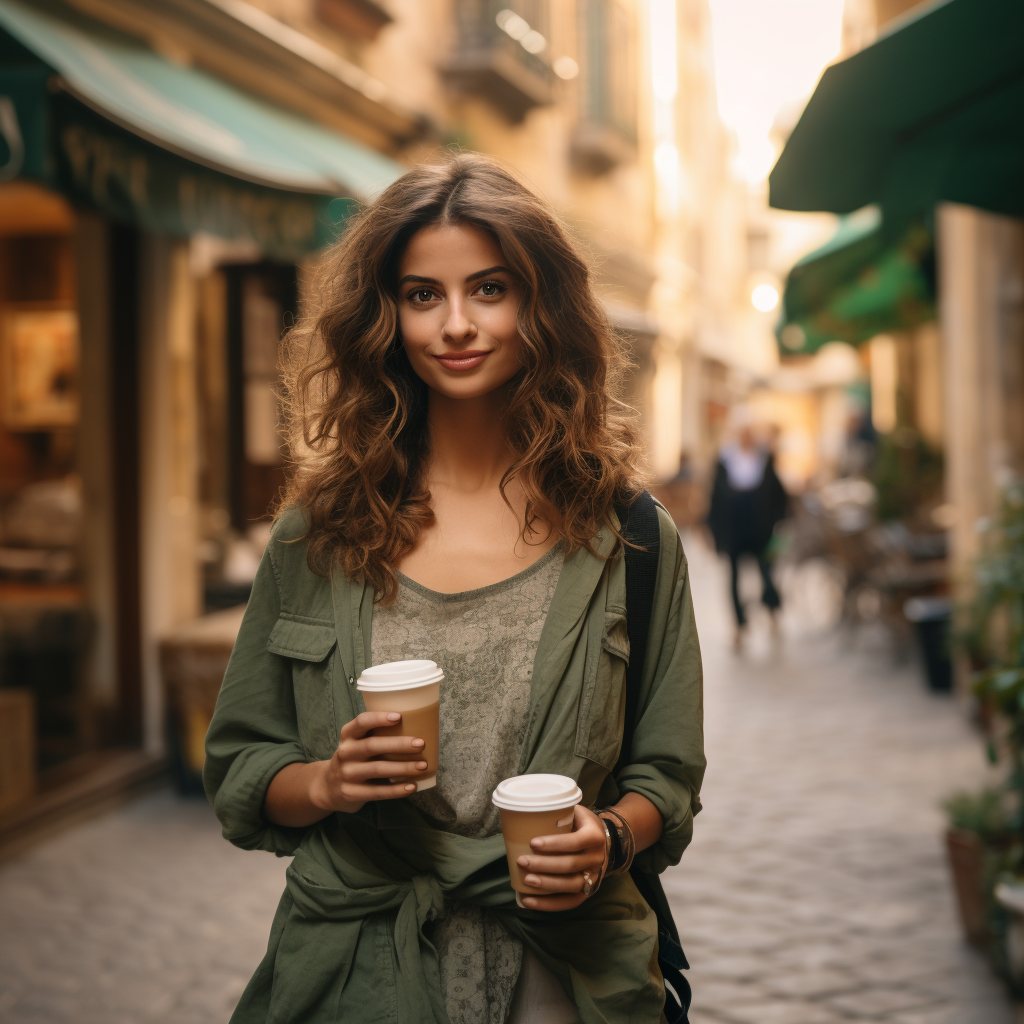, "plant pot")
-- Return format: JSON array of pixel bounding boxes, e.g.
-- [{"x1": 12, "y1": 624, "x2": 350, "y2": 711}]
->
[{"x1": 946, "y1": 828, "x2": 988, "y2": 946}]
